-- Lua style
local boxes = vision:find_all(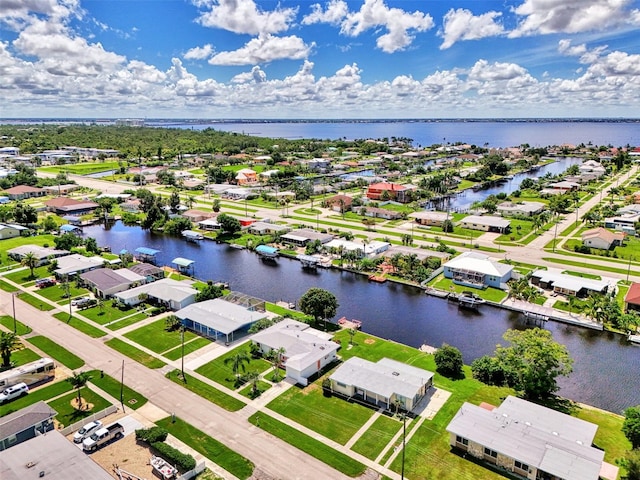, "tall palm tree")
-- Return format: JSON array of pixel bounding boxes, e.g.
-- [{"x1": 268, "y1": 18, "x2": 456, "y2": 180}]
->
[
  {"x1": 66, "y1": 371, "x2": 92, "y2": 410},
  {"x1": 21, "y1": 252, "x2": 39, "y2": 279},
  {"x1": 0, "y1": 331, "x2": 22, "y2": 368},
  {"x1": 245, "y1": 371, "x2": 260, "y2": 397},
  {"x1": 224, "y1": 352, "x2": 250, "y2": 385},
  {"x1": 270, "y1": 347, "x2": 286, "y2": 381}
]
